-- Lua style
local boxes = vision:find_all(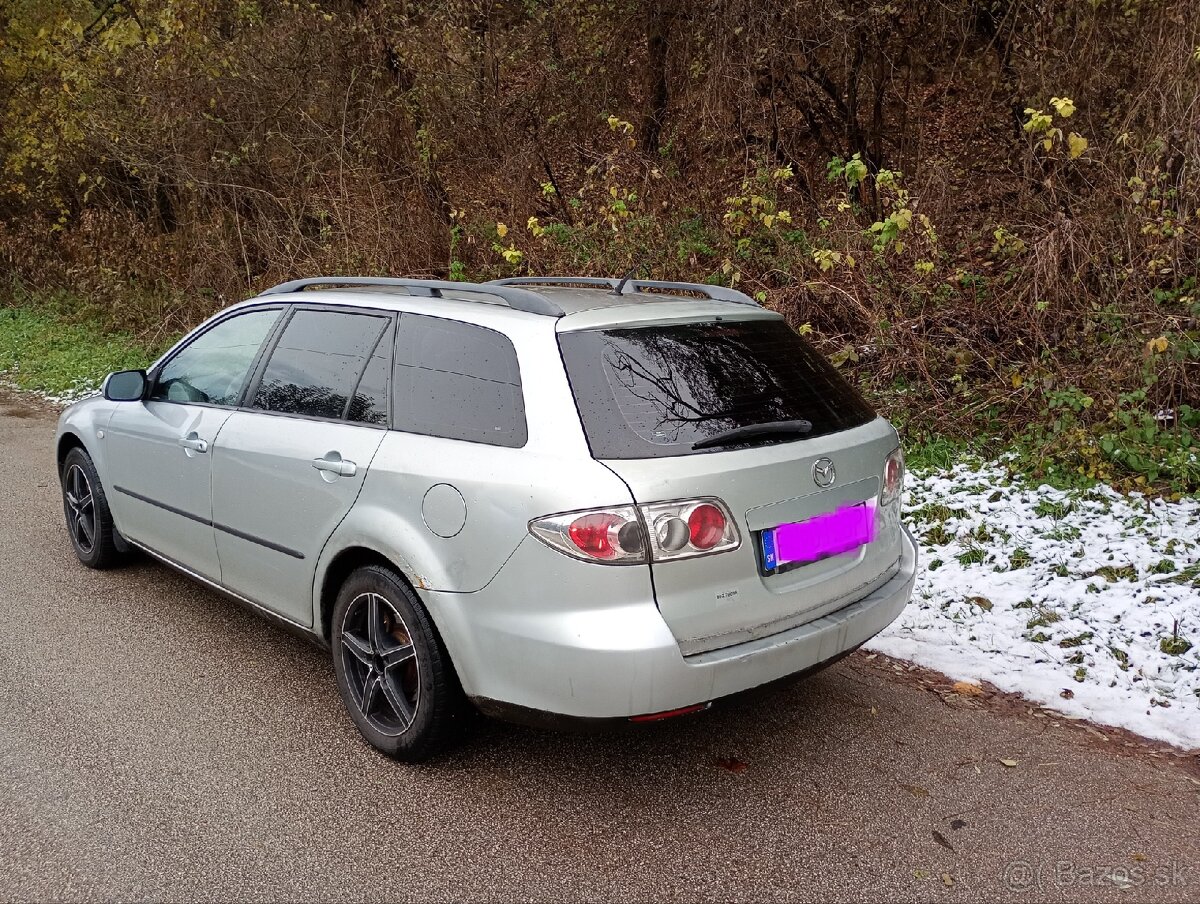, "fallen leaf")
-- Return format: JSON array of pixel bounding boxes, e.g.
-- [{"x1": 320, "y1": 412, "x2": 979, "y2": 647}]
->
[
  {"x1": 899, "y1": 783, "x2": 930, "y2": 798},
  {"x1": 974, "y1": 765, "x2": 981, "y2": 775},
  {"x1": 950, "y1": 818, "x2": 967, "y2": 830},
  {"x1": 1060, "y1": 688, "x2": 1075, "y2": 699},
  {"x1": 715, "y1": 757, "x2": 748, "y2": 774},
  {"x1": 1000, "y1": 758, "x2": 1019, "y2": 767},
  {"x1": 932, "y1": 829, "x2": 956, "y2": 852},
  {"x1": 967, "y1": 595, "x2": 993, "y2": 611},
  {"x1": 941, "y1": 873, "x2": 954, "y2": 887},
  {"x1": 952, "y1": 680, "x2": 985, "y2": 696},
  {"x1": 913, "y1": 869, "x2": 929, "y2": 880}
]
